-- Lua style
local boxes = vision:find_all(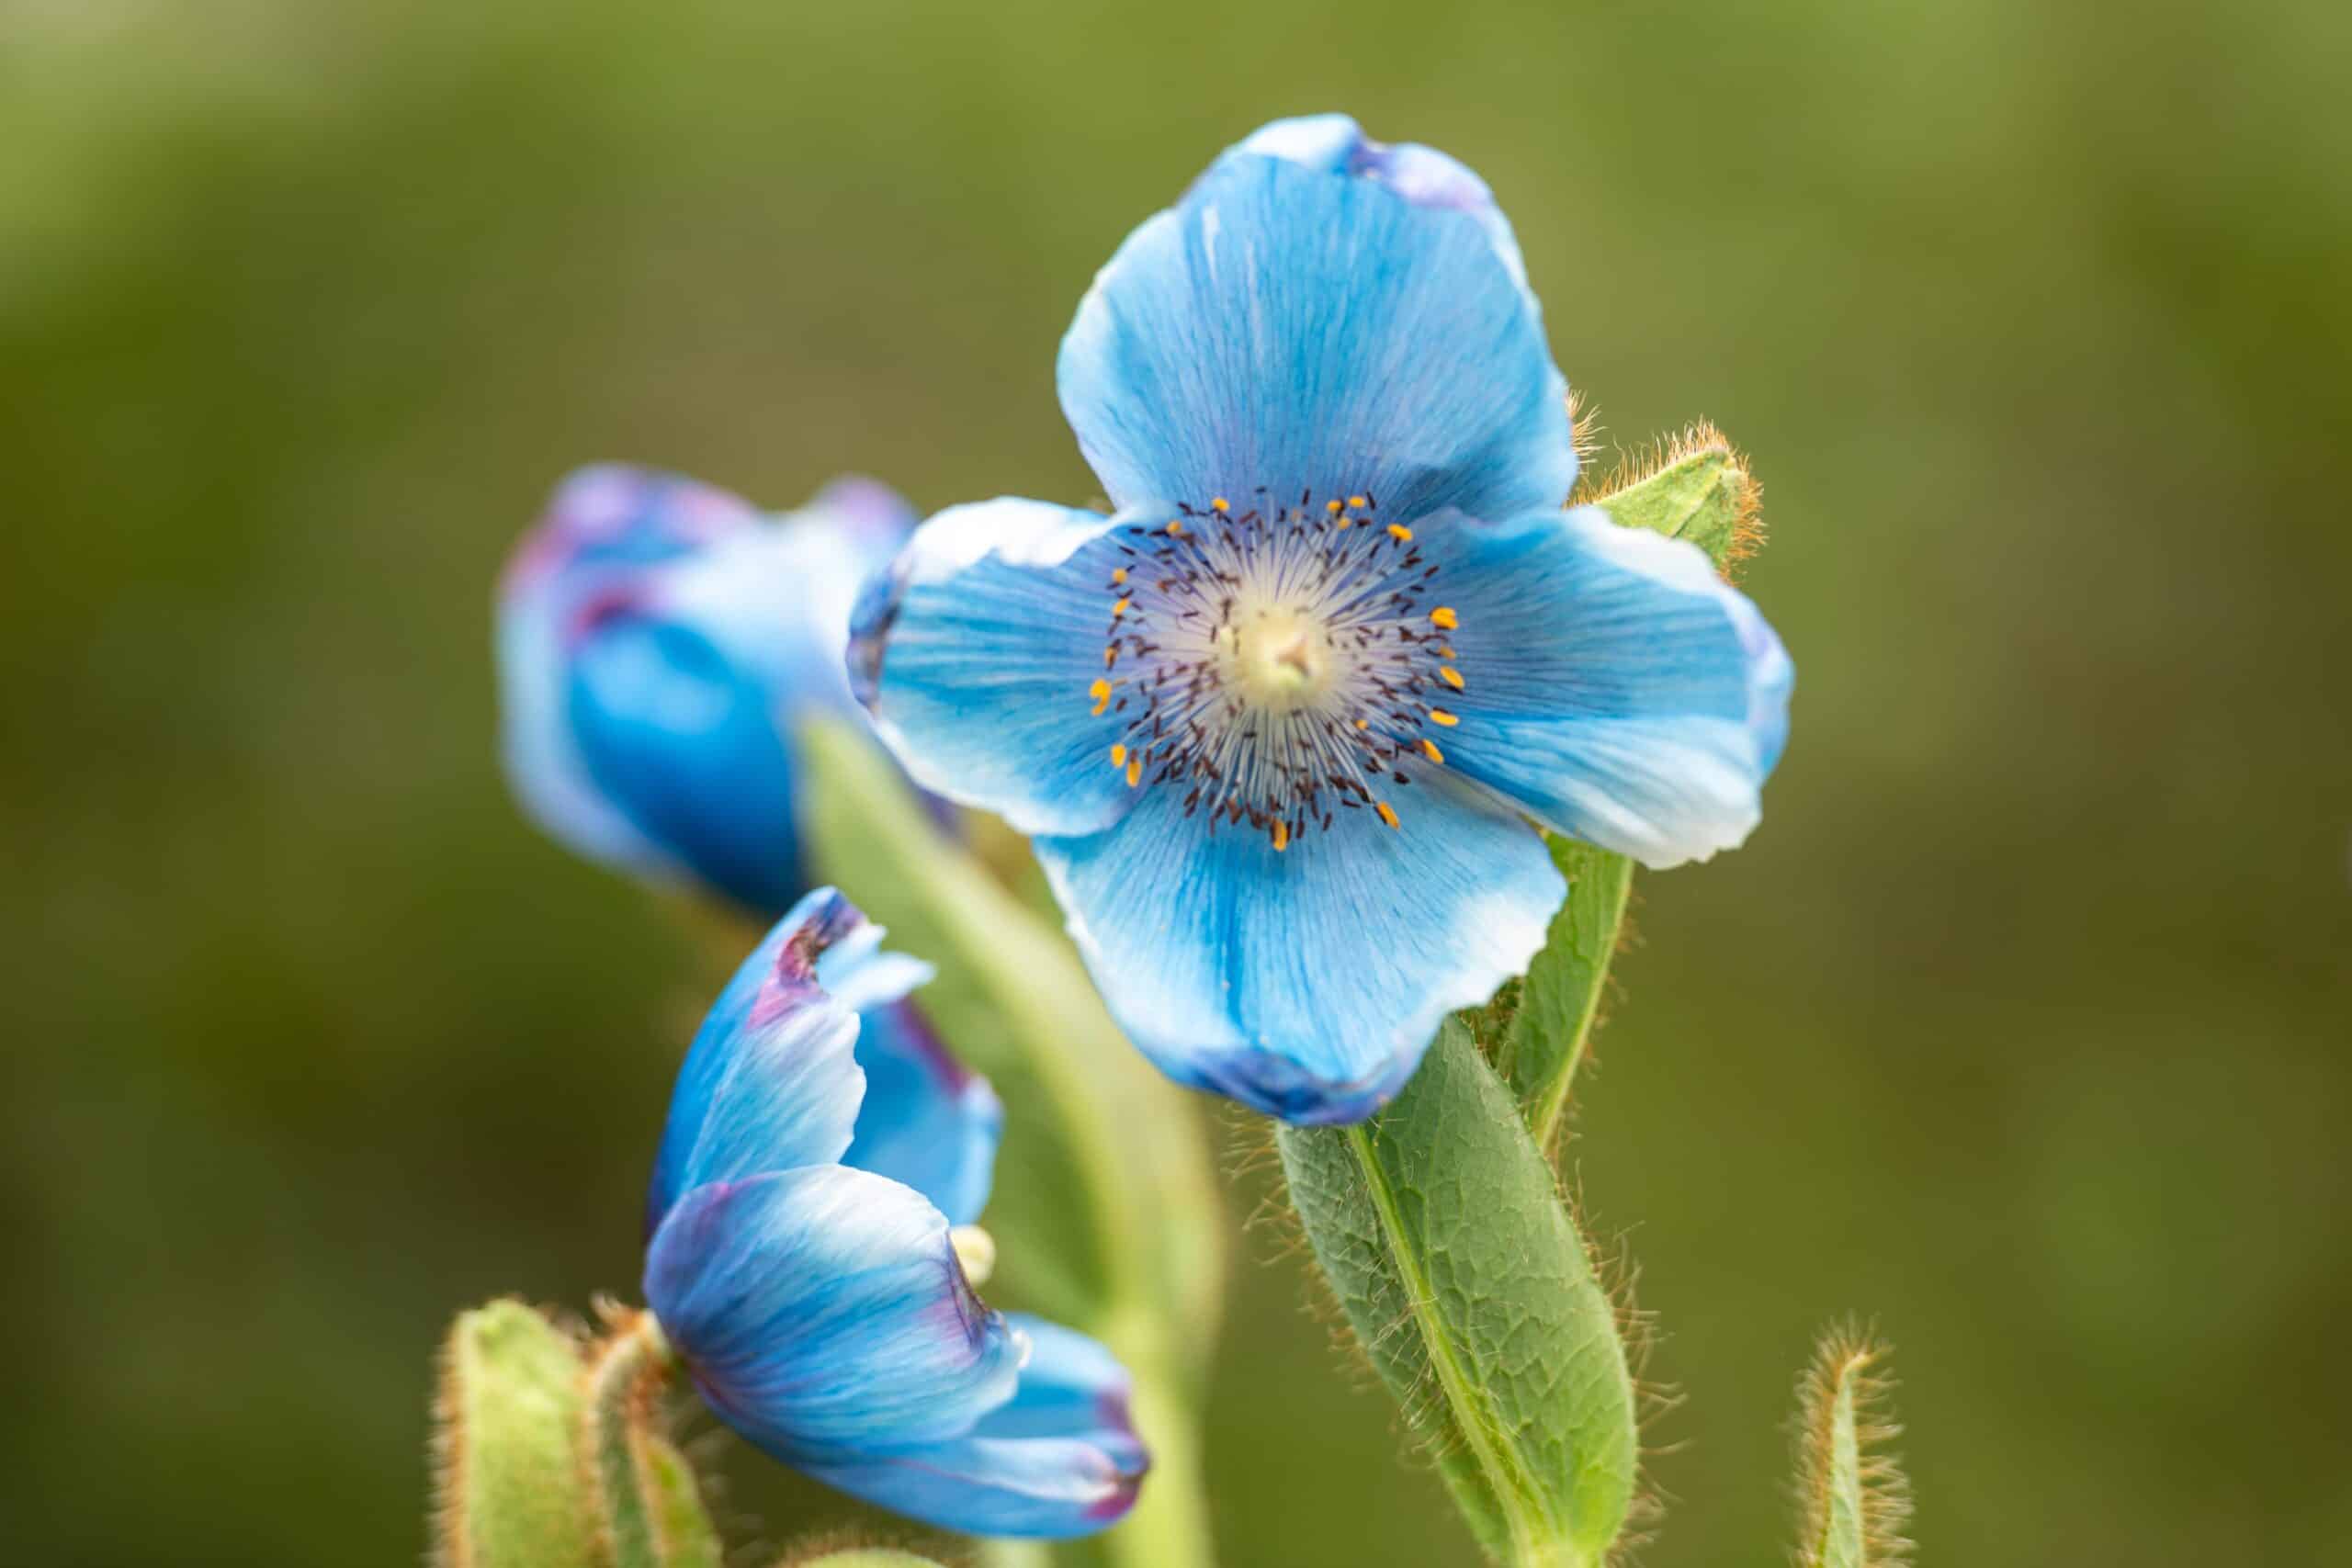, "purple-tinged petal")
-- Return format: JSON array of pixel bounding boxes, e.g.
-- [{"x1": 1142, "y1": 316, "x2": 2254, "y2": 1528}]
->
[
  {"x1": 797, "y1": 1314, "x2": 1148, "y2": 1538},
  {"x1": 649, "y1": 889, "x2": 920, "y2": 1232},
  {"x1": 646, "y1": 1165, "x2": 1021, "y2": 1458}
]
